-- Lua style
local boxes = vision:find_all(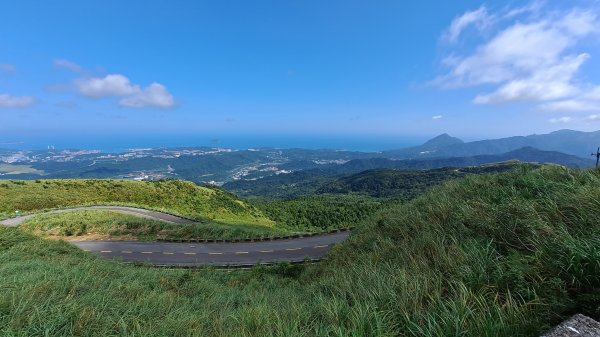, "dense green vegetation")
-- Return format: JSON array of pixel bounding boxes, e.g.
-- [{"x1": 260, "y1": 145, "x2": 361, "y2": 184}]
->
[
  {"x1": 317, "y1": 163, "x2": 533, "y2": 198},
  {"x1": 2, "y1": 166, "x2": 600, "y2": 336},
  {"x1": 316, "y1": 168, "x2": 466, "y2": 198},
  {"x1": 254, "y1": 195, "x2": 387, "y2": 231},
  {"x1": 20, "y1": 210, "x2": 287, "y2": 241},
  {"x1": 0, "y1": 179, "x2": 272, "y2": 226},
  {"x1": 224, "y1": 161, "x2": 525, "y2": 200},
  {"x1": 247, "y1": 164, "x2": 525, "y2": 231}
]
